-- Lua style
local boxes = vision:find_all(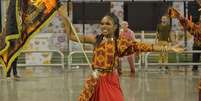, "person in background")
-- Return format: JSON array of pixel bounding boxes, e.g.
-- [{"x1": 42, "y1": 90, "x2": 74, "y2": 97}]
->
[
  {"x1": 118, "y1": 21, "x2": 135, "y2": 74},
  {"x1": 5, "y1": 0, "x2": 20, "y2": 80},
  {"x1": 6, "y1": 56, "x2": 20, "y2": 80},
  {"x1": 156, "y1": 16, "x2": 172, "y2": 70}
]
